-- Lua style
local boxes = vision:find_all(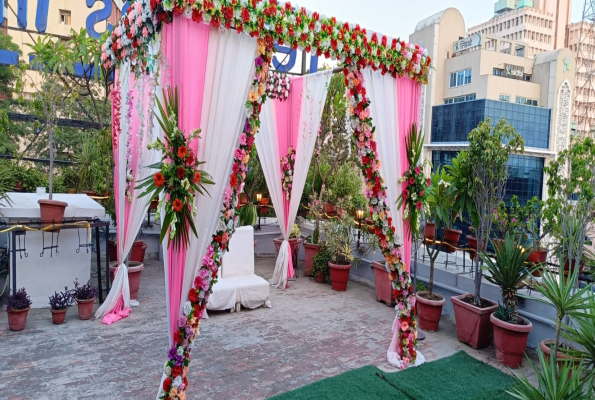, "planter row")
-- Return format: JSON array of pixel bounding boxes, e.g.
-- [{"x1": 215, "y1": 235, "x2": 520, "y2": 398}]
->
[{"x1": 7, "y1": 298, "x2": 97, "y2": 331}]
